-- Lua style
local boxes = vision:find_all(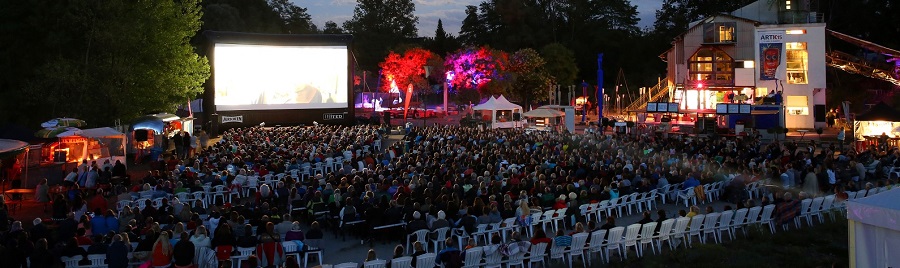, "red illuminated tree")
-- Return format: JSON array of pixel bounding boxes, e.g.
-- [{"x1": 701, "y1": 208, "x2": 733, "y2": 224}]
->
[{"x1": 379, "y1": 48, "x2": 437, "y2": 93}]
